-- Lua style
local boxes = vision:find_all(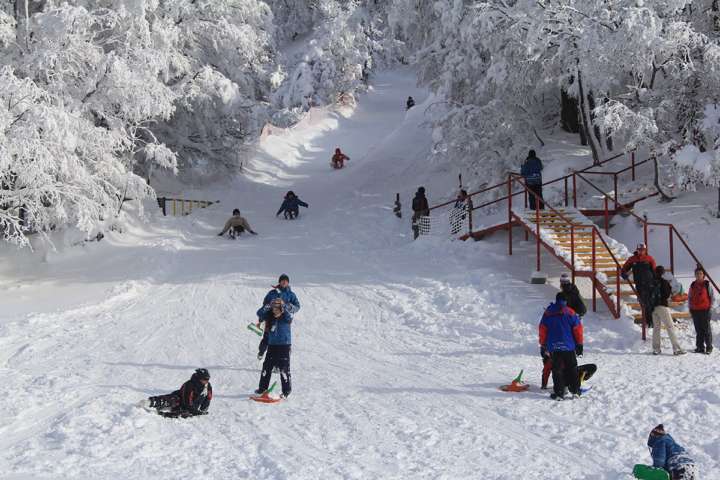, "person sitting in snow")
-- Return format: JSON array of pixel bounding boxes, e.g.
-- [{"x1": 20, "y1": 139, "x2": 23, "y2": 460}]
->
[
  {"x1": 256, "y1": 274, "x2": 300, "y2": 361},
  {"x1": 276, "y1": 191, "x2": 309, "y2": 220},
  {"x1": 539, "y1": 292, "x2": 584, "y2": 400},
  {"x1": 406, "y1": 96, "x2": 415, "y2": 110},
  {"x1": 331, "y1": 148, "x2": 350, "y2": 169},
  {"x1": 218, "y1": 209, "x2": 257, "y2": 238},
  {"x1": 146, "y1": 368, "x2": 212, "y2": 417},
  {"x1": 633, "y1": 424, "x2": 697, "y2": 480}
]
